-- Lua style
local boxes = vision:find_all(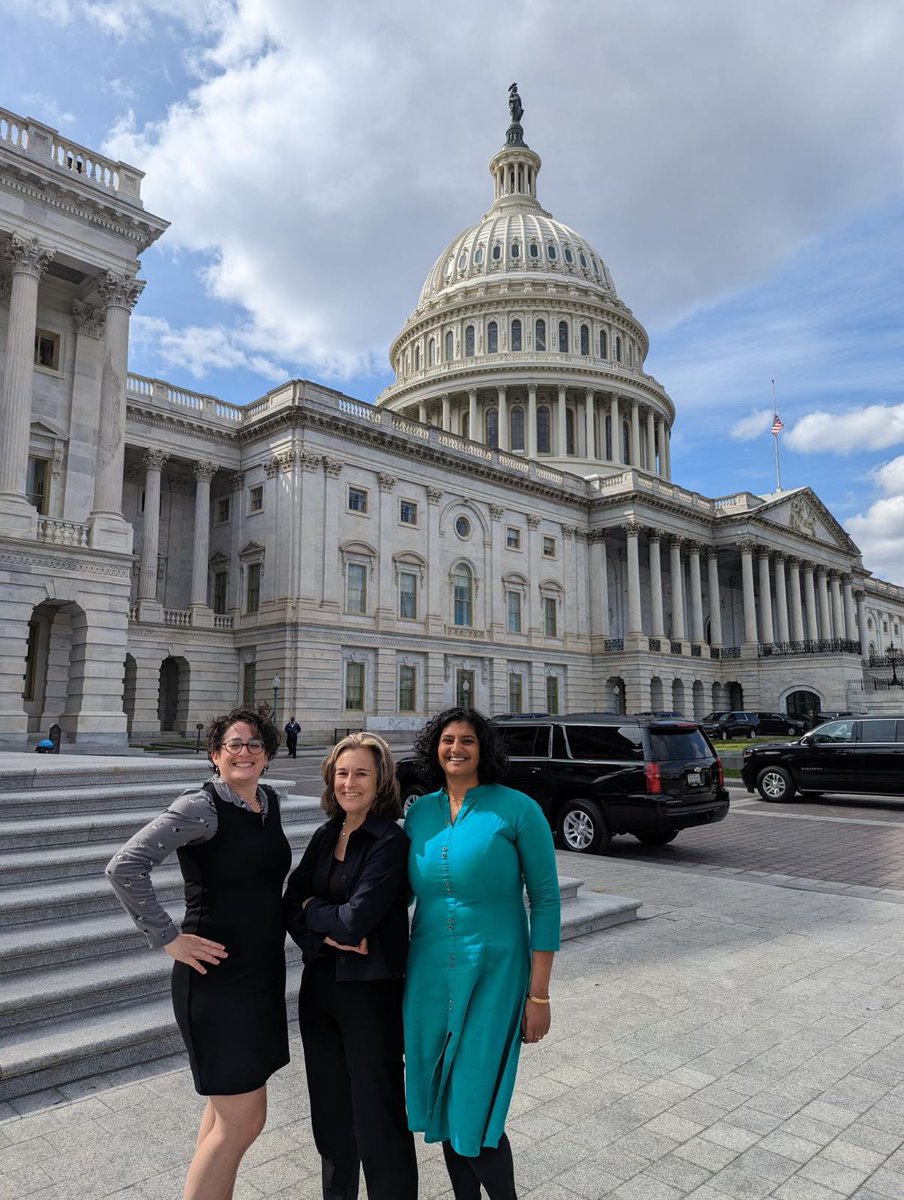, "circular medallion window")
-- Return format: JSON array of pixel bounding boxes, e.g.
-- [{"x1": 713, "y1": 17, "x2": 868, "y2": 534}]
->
[{"x1": 455, "y1": 515, "x2": 472, "y2": 539}]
